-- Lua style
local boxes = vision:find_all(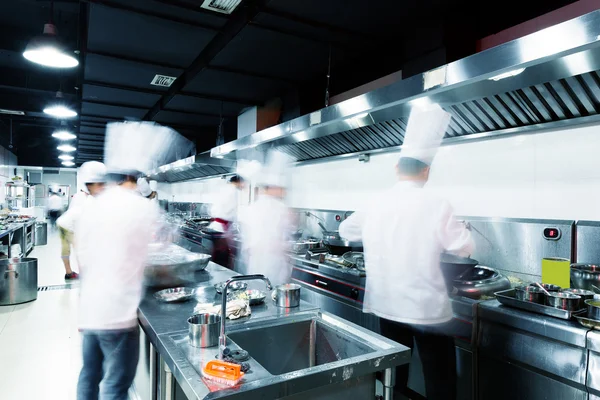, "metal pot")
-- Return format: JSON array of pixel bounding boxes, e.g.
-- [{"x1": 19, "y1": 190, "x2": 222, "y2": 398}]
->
[
  {"x1": 546, "y1": 292, "x2": 582, "y2": 311},
  {"x1": 529, "y1": 283, "x2": 561, "y2": 292},
  {"x1": 0, "y1": 258, "x2": 37, "y2": 306},
  {"x1": 273, "y1": 283, "x2": 301, "y2": 308},
  {"x1": 570, "y1": 263, "x2": 600, "y2": 291},
  {"x1": 585, "y1": 299, "x2": 600, "y2": 320},
  {"x1": 514, "y1": 285, "x2": 546, "y2": 304},
  {"x1": 562, "y1": 288, "x2": 595, "y2": 309},
  {"x1": 188, "y1": 313, "x2": 220, "y2": 348}
]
